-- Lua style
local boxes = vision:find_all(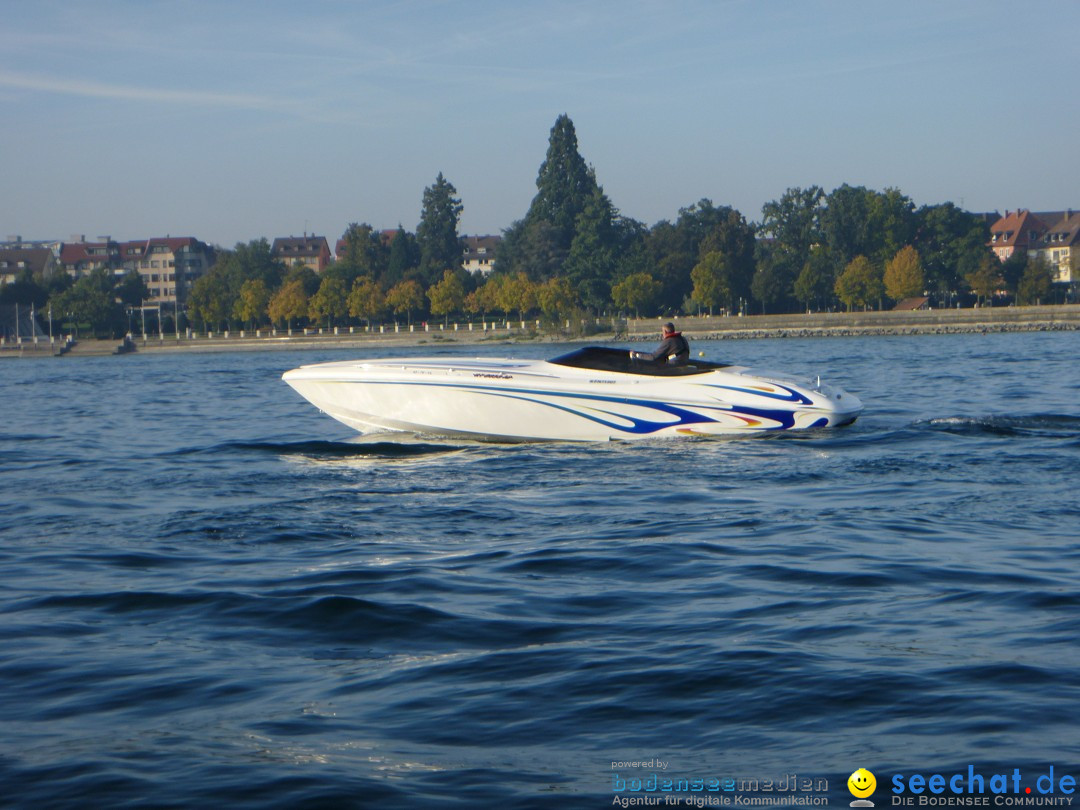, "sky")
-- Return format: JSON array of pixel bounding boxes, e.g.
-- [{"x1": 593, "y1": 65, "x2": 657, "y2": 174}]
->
[{"x1": 2, "y1": 0, "x2": 1077, "y2": 249}]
